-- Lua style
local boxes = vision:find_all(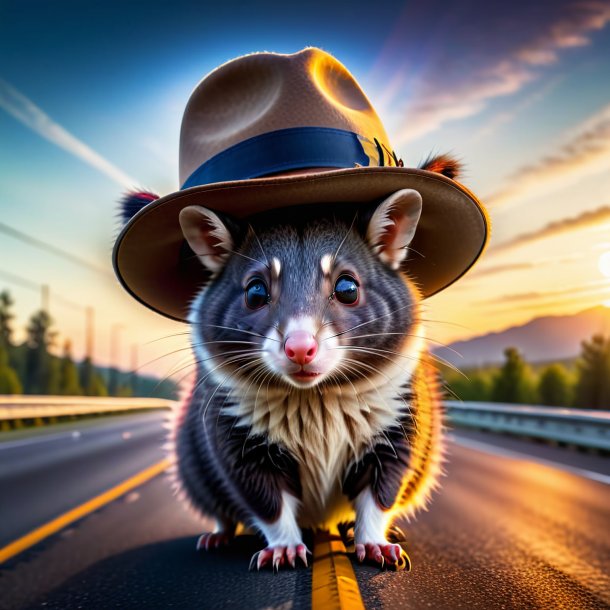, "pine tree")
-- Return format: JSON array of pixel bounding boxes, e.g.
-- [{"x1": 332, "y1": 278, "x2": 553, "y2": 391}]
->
[
  {"x1": 491, "y1": 347, "x2": 534, "y2": 404},
  {"x1": 538, "y1": 364, "x2": 571, "y2": 407},
  {"x1": 90, "y1": 372, "x2": 109, "y2": 397},
  {"x1": 446, "y1": 369, "x2": 492, "y2": 402},
  {"x1": 0, "y1": 291, "x2": 15, "y2": 349},
  {"x1": 79, "y1": 356, "x2": 94, "y2": 395},
  {"x1": 575, "y1": 334, "x2": 610, "y2": 409},
  {"x1": 108, "y1": 367, "x2": 119, "y2": 396},
  {"x1": 0, "y1": 290, "x2": 20, "y2": 378},
  {"x1": 24, "y1": 310, "x2": 57, "y2": 394},
  {"x1": 79, "y1": 356, "x2": 109, "y2": 396},
  {"x1": 0, "y1": 343, "x2": 22, "y2": 394},
  {"x1": 59, "y1": 340, "x2": 83, "y2": 395}
]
